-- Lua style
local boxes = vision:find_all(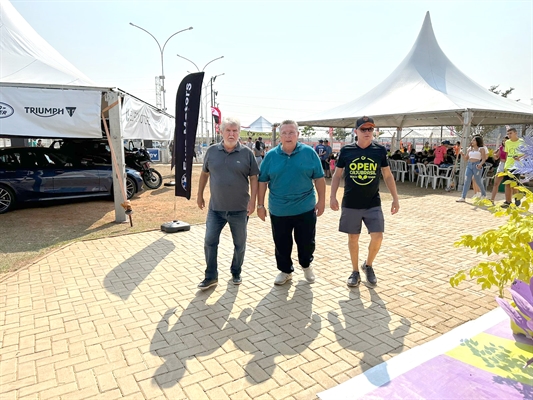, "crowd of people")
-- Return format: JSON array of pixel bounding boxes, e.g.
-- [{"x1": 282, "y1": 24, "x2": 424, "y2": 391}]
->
[{"x1": 196, "y1": 116, "x2": 398, "y2": 290}]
